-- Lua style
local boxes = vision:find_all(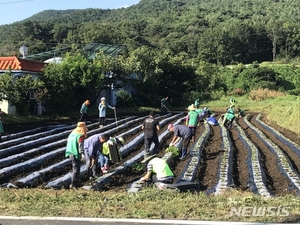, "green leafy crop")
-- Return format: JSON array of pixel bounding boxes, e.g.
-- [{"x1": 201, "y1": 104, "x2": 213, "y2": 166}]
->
[{"x1": 165, "y1": 146, "x2": 179, "y2": 156}]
